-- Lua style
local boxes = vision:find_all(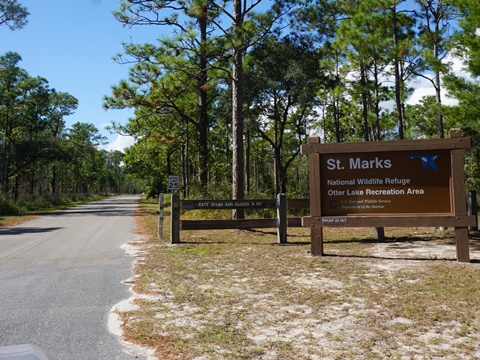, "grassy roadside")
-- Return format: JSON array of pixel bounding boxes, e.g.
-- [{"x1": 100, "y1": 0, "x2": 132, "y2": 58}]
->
[
  {"x1": 124, "y1": 197, "x2": 480, "y2": 359},
  {"x1": 0, "y1": 194, "x2": 108, "y2": 228}
]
